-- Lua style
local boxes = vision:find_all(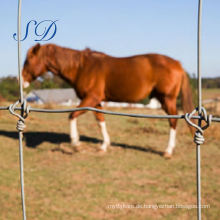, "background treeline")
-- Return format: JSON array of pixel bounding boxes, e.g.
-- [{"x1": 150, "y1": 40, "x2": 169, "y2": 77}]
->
[
  {"x1": 0, "y1": 74, "x2": 70, "y2": 101},
  {"x1": 0, "y1": 73, "x2": 219, "y2": 103}
]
